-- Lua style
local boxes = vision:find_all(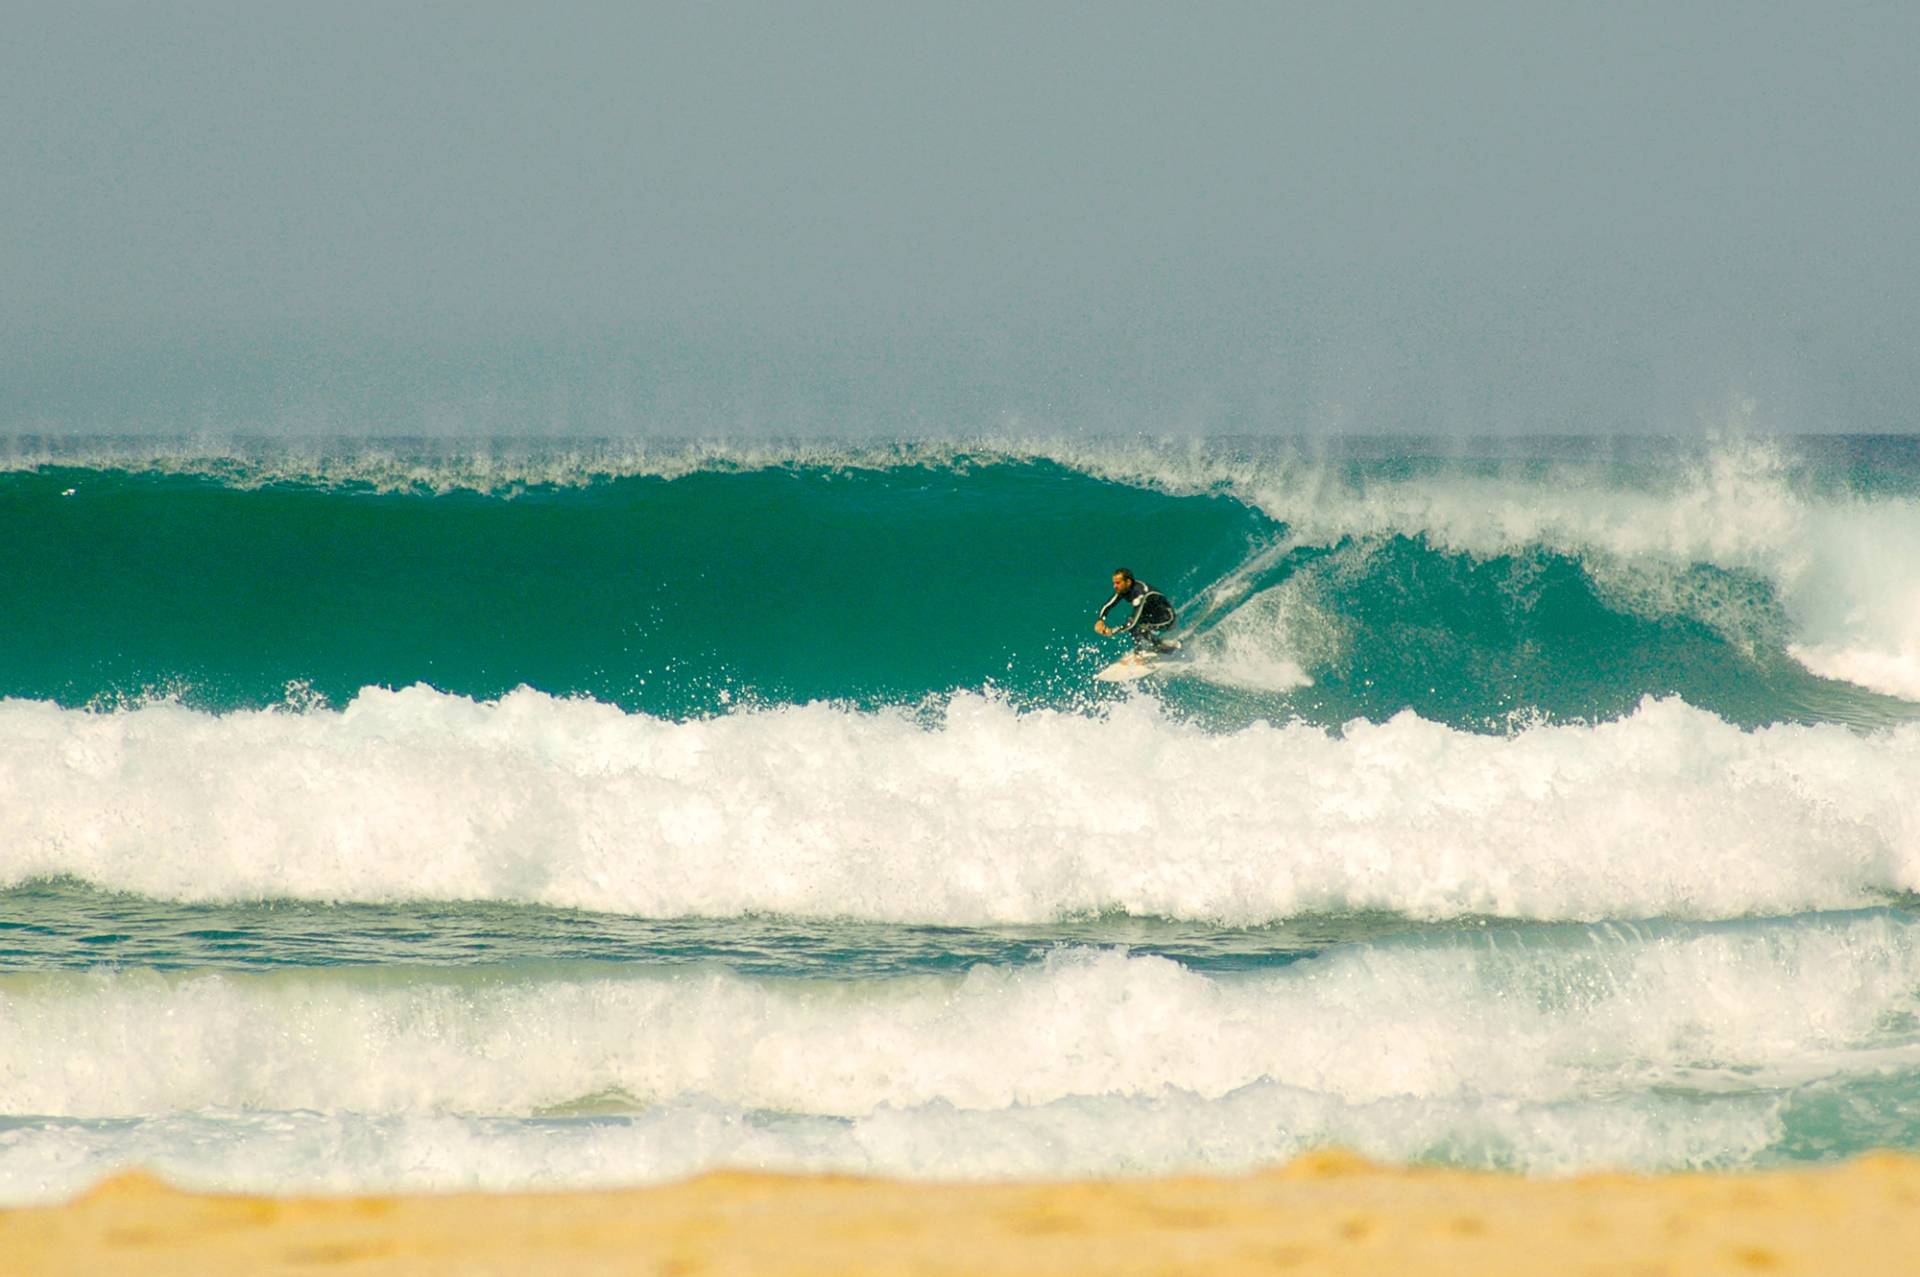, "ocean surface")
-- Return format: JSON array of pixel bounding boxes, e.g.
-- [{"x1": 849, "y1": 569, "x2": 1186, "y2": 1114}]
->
[{"x1": 3, "y1": 432, "x2": 1920, "y2": 1201}]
